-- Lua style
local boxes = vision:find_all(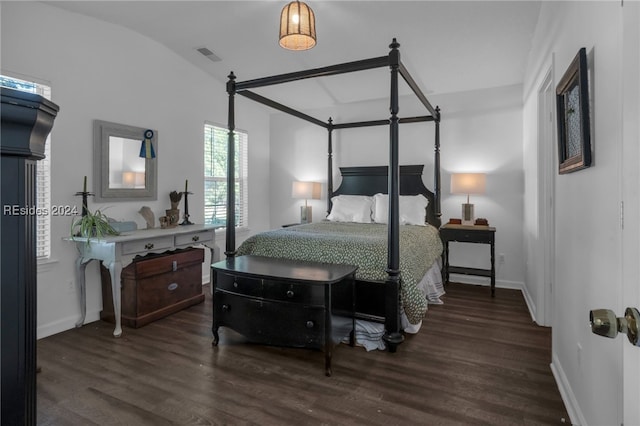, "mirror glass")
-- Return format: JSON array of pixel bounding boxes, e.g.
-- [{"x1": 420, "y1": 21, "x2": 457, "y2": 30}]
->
[
  {"x1": 108, "y1": 136, "x2": 146, "y2": 188},
  {"x1": 93, "y1": 120, "x2": 157, "y2": 202}
]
